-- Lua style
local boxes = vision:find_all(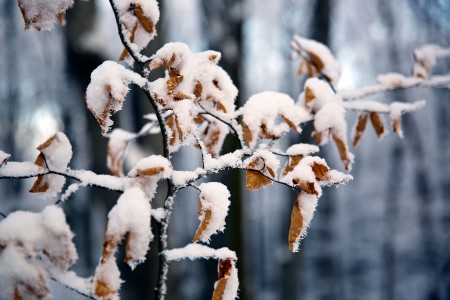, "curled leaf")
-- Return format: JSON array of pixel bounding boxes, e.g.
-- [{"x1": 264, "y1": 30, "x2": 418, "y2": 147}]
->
[
  {"x1": 288, "y1": 199, "x2": 303, "y2": 252},
  {"x1": 281, "y1": 156, "x2": 302, "y2": 178},
  {"x1": 332, "y1": 134, "x2": 353, "y2": 172},
  {"x1": 246, "y1": 157, "x2": 275, "y2": 191}
]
